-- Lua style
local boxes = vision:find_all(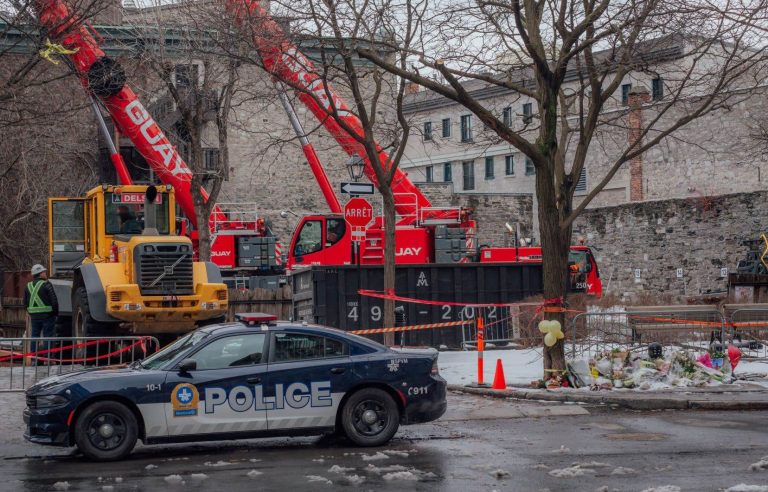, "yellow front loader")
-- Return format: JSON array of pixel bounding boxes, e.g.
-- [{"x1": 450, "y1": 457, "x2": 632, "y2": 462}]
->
[{"x1": 48, "y1": 184, "x2": 228, "y2": 338}]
